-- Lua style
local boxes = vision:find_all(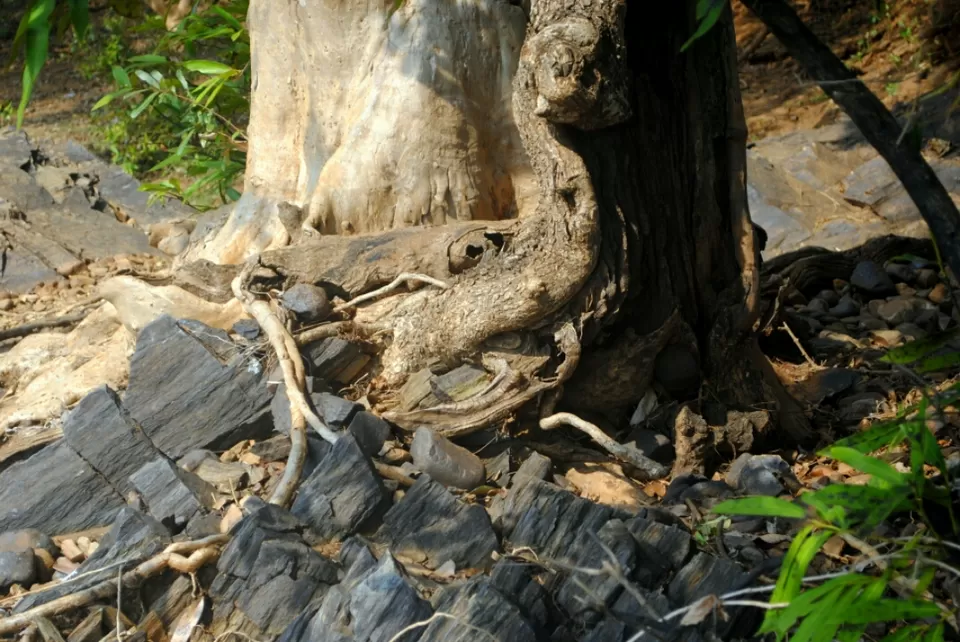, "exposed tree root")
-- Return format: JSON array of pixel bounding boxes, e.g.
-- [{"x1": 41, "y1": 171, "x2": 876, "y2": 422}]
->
[
  {"x1": 334, "y1": 273, "x2": 450, "y2": 313},
  {"x1": 540, "y1": 412, "x2": 668, "y2": 480},
  {"x1": 0, "y1": 535, "x2": 228, "y2": 637},
  {"x1": 232, "y1": 262, "x2": 338, "y2": 507}
]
